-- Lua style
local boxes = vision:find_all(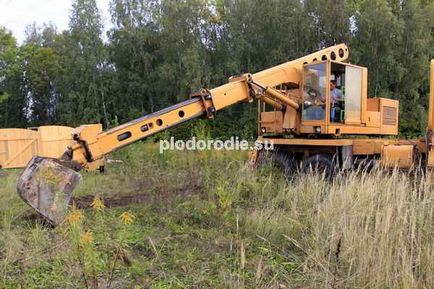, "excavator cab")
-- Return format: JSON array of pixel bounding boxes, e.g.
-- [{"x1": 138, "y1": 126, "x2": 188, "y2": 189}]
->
[
  {"x1": 301, "y1": 60, "x2": 367, "y2": 134},
  {"x1": 259, "y1": 57, "x2": 397, "y2": 137}
]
